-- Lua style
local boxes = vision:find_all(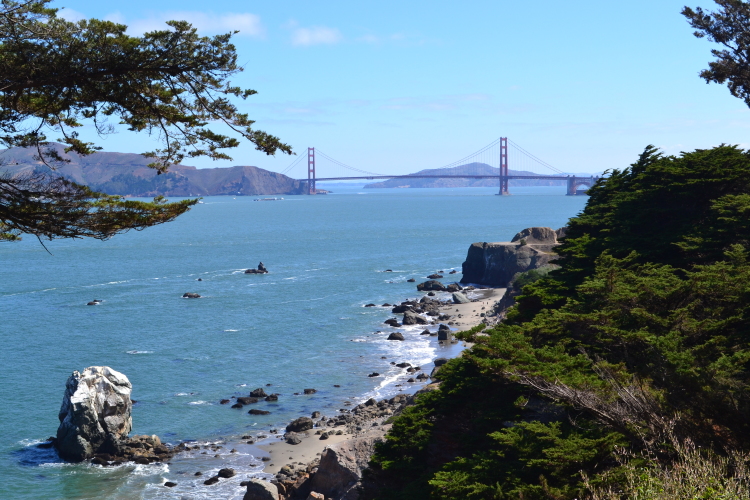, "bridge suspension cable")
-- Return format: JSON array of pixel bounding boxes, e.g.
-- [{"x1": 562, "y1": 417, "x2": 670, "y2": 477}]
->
[
  {"x1": 508, "y1": 139, "x2": 566, "y2": 175},
  {"x1": 430, "y1": 137, "x2": 501, "y2": 172},
  {"x1": 282, "y1": 137, "x2": 572, "y2": 180},
  {"x1": 314, "y1": 149, "x2": 387, "y2": 176},
  {"x1": 280, "y1": 152, "x2": 307, "y2": 176}
]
